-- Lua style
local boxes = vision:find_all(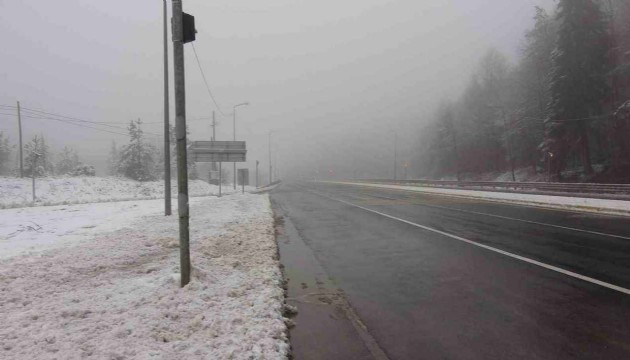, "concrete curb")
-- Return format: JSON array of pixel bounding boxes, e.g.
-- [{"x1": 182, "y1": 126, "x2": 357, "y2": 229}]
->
[{"x1": 251, "y1": 182, "x2": 282, "y2": 194}]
